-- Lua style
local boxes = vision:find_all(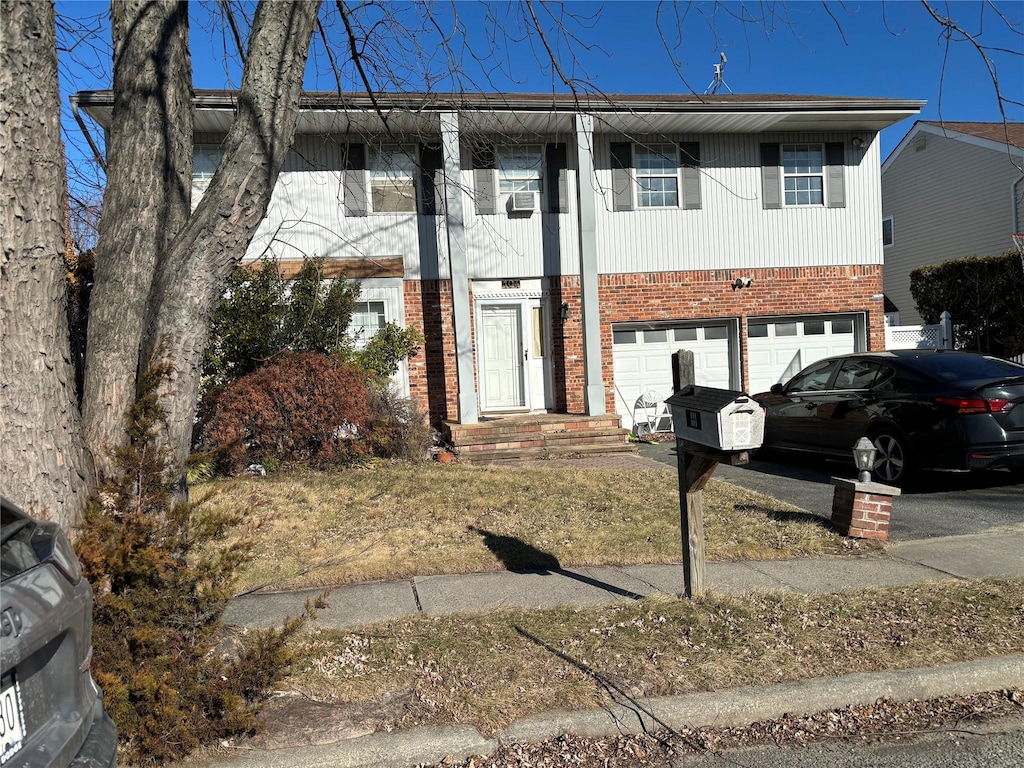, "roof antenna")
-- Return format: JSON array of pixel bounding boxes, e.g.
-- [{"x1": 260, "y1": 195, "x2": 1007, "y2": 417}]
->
[{"x1": 704, "y1": 52, "x2": 733, "y2": 95}]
